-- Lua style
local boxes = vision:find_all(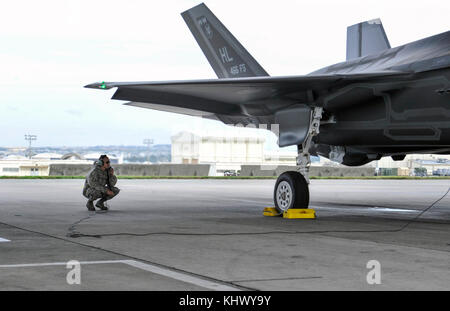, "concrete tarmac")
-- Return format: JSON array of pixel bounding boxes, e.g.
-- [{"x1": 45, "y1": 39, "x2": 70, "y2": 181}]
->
[{"x1": 0, "y1": 179, "x2": 449, "y2": 290}]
